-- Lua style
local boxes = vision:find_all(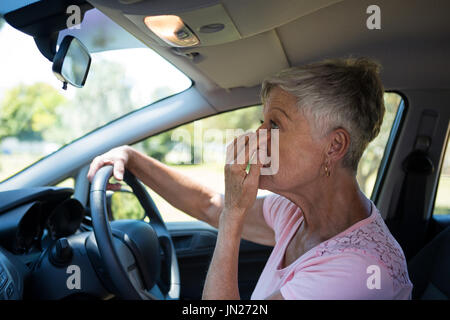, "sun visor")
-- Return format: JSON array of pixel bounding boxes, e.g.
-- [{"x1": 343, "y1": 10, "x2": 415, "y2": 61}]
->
[{"x1": 58, "y1": 8, "x2": 146, "y2": 53}]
